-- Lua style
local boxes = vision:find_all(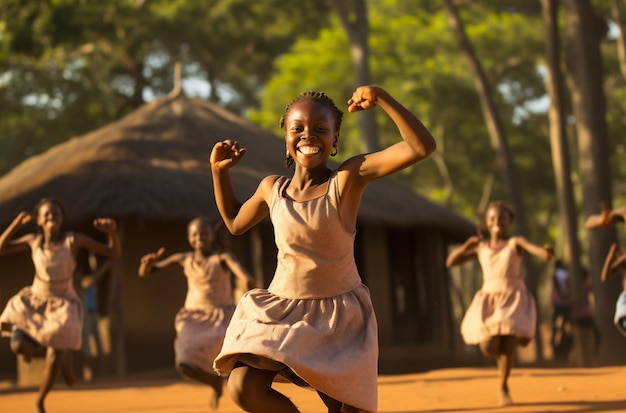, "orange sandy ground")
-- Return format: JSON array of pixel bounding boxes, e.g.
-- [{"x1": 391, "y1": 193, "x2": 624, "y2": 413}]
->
[{"x1": 1, "y1": 365, "x2": 625, "y2": 413}]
